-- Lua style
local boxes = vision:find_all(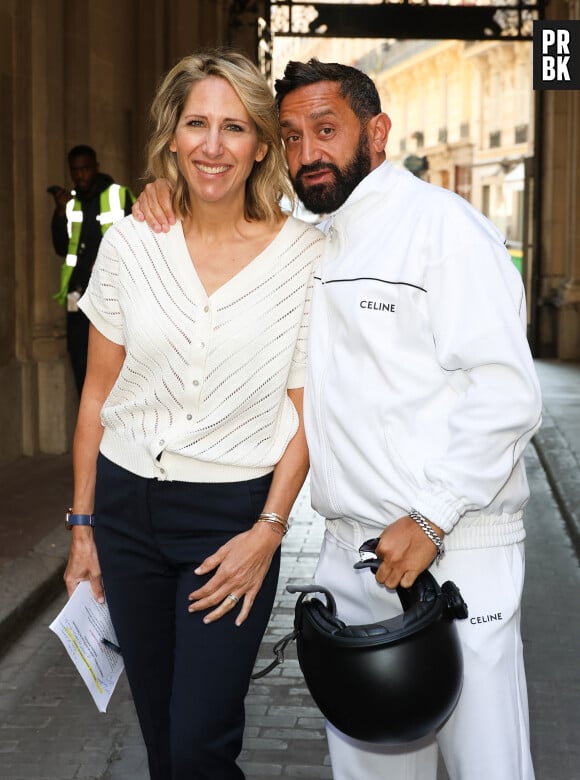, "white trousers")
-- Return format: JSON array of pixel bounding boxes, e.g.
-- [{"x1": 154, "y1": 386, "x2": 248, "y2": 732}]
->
[{"x1": 315, "y1": 518, "x2": 535, "y2": 780}]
